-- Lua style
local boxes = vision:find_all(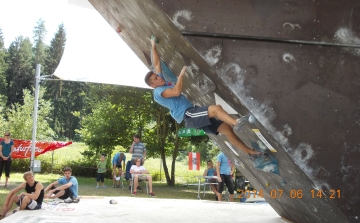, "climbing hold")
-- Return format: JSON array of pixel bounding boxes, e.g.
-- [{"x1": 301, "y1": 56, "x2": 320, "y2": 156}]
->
[
  {"x1": 116, "y1": 26, "x2": 122, "y2": 33},
  {"x1": 266, "y1": 183, "x2": 270, "y2": 187},
  {"x1": 249, "y1": 115, "x2": 256, "y2": 123},
  {"x1": 281, "y1": 179, "x2": 286, "y2": 186},
  {"x1": 151, "y1": 35, "x2": 159, "y2": 43}
]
